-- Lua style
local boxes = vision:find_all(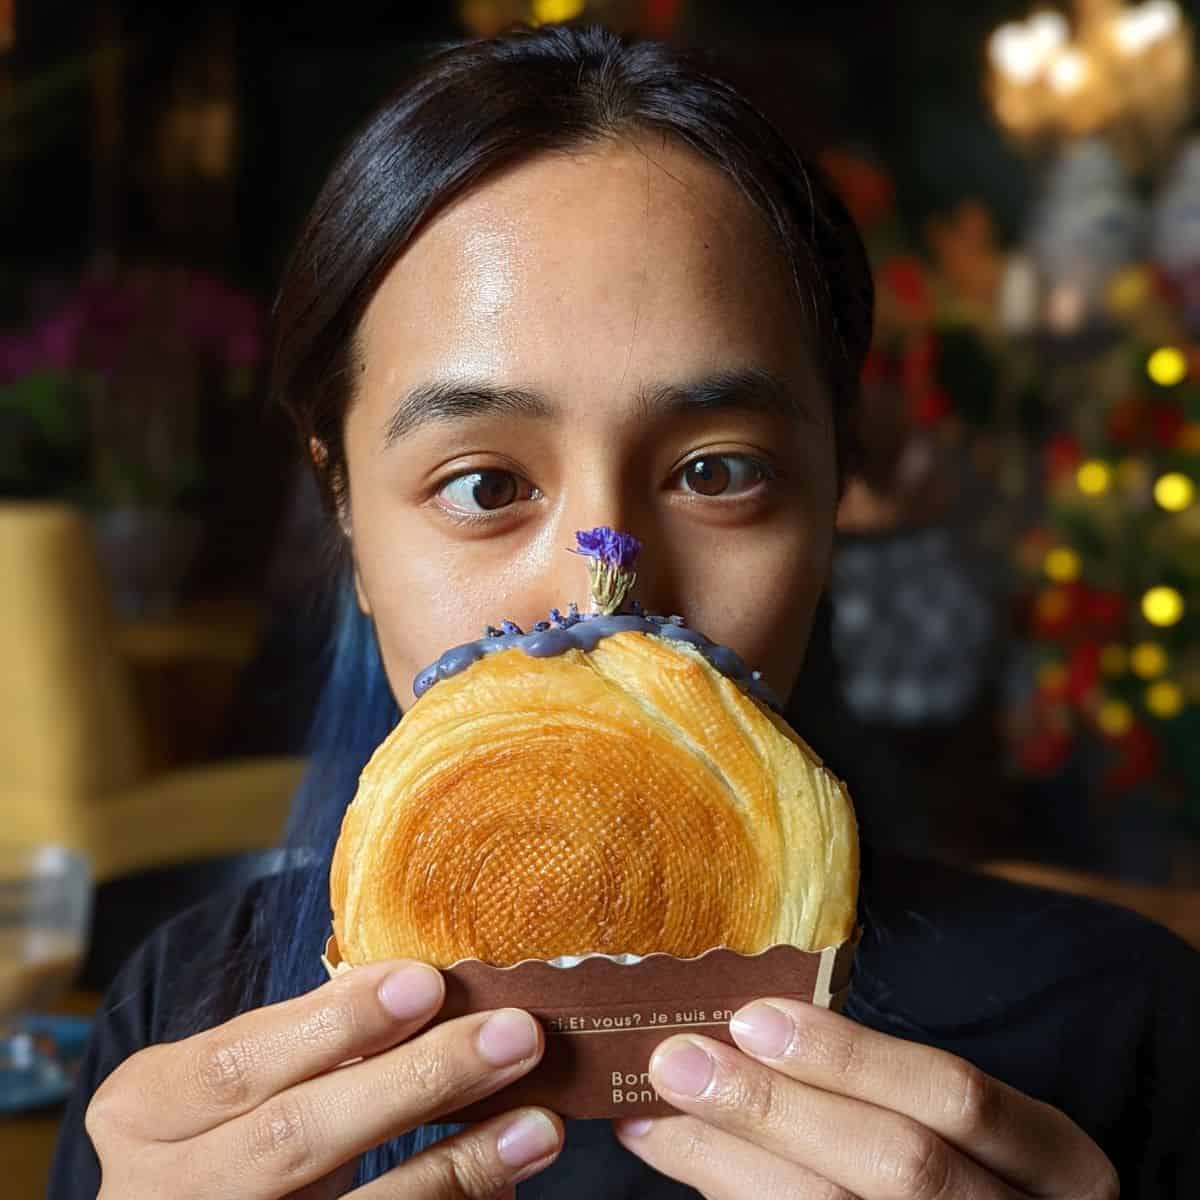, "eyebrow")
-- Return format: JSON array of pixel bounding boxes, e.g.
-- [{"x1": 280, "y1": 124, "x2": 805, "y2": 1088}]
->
[{"x1": 380, "y1": 366, "x2": 815, "y2": 449}]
